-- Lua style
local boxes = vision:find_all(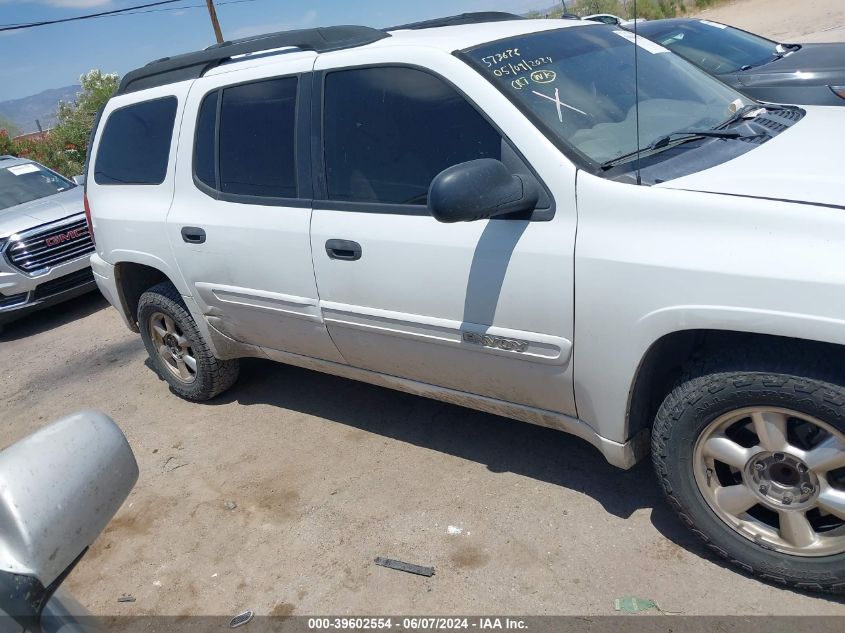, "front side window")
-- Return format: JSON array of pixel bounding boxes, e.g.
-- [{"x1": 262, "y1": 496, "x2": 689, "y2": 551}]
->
[
  {"x1": 95, "y1": 97, "x2": 177, "y2": 185},
  {"x1": 194, "y1": 77, "x2": 298, "y2": 199},
  {"x1": 0, "y1": 162, "x2": 75, "y2": 211},
  {"x1": 323, "y1": 67, "x2": 502, "y2": 205},
  {"x1": 462, "y1": 25, "x2": 753, "y2": 166}
]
